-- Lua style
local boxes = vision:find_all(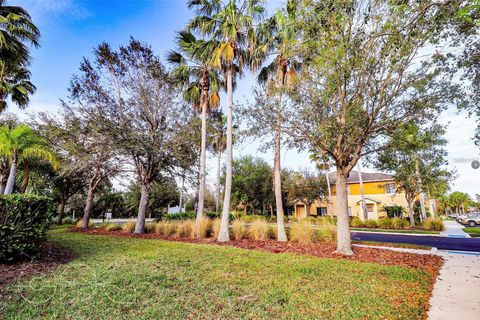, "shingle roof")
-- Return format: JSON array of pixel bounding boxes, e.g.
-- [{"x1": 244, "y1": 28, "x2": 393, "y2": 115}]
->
[{"x1": 328, "y1": 170, "x2": 394, "y2": 184}]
